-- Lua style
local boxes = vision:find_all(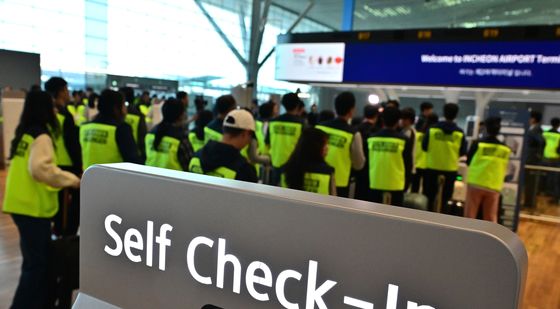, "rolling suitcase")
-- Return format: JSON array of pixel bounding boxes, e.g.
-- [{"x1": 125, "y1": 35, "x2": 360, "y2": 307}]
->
[
  {"x1": 403, "y1": 193, "x2": 429, "y2": 211},
  {"x1": 47, "y1": 189, "x2": 80, "y2": 309},
  {"x1": 47, "y1": 235, "x2": 79, "y2": 308}
]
